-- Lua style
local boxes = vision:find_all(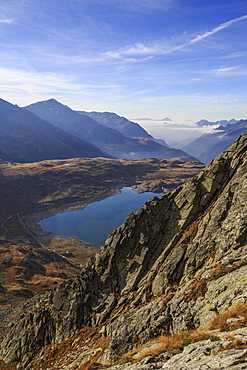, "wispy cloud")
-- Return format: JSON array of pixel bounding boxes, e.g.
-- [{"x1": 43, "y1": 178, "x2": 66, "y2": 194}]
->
[
  {"x1": 102, "y1": 14, "x2": 247, "y2": 59},
  {"x1": 195, "y1": 65, "x2": 247, "y2": 78},
  {"x1": 85, "y1": 0, "x2": 174, "y2": 12},
  {"x1": 118, "y1": 0, "x2": 174, "y2": 11},
  {"x1": 0, "y1": 67, "x2": 122, "y2": 102},
  {"x1": 102, "y1": 41, "x2": 170, "y2": 58},
  {"x1": 0, "y1": 68, "x2": 80, "y2": 95},
  {"x1": 189, "y1": 15, "x2": 247, "y2": 44},
  {"x1": 0, "y1": 15, "x2": 13, "y2": 24},
  {"x1": 214, "y1": 67, "x2": 238, "y2": 73},
  {"x1": 219, "y1": 51, "x2": 247, "y2": 60}
]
